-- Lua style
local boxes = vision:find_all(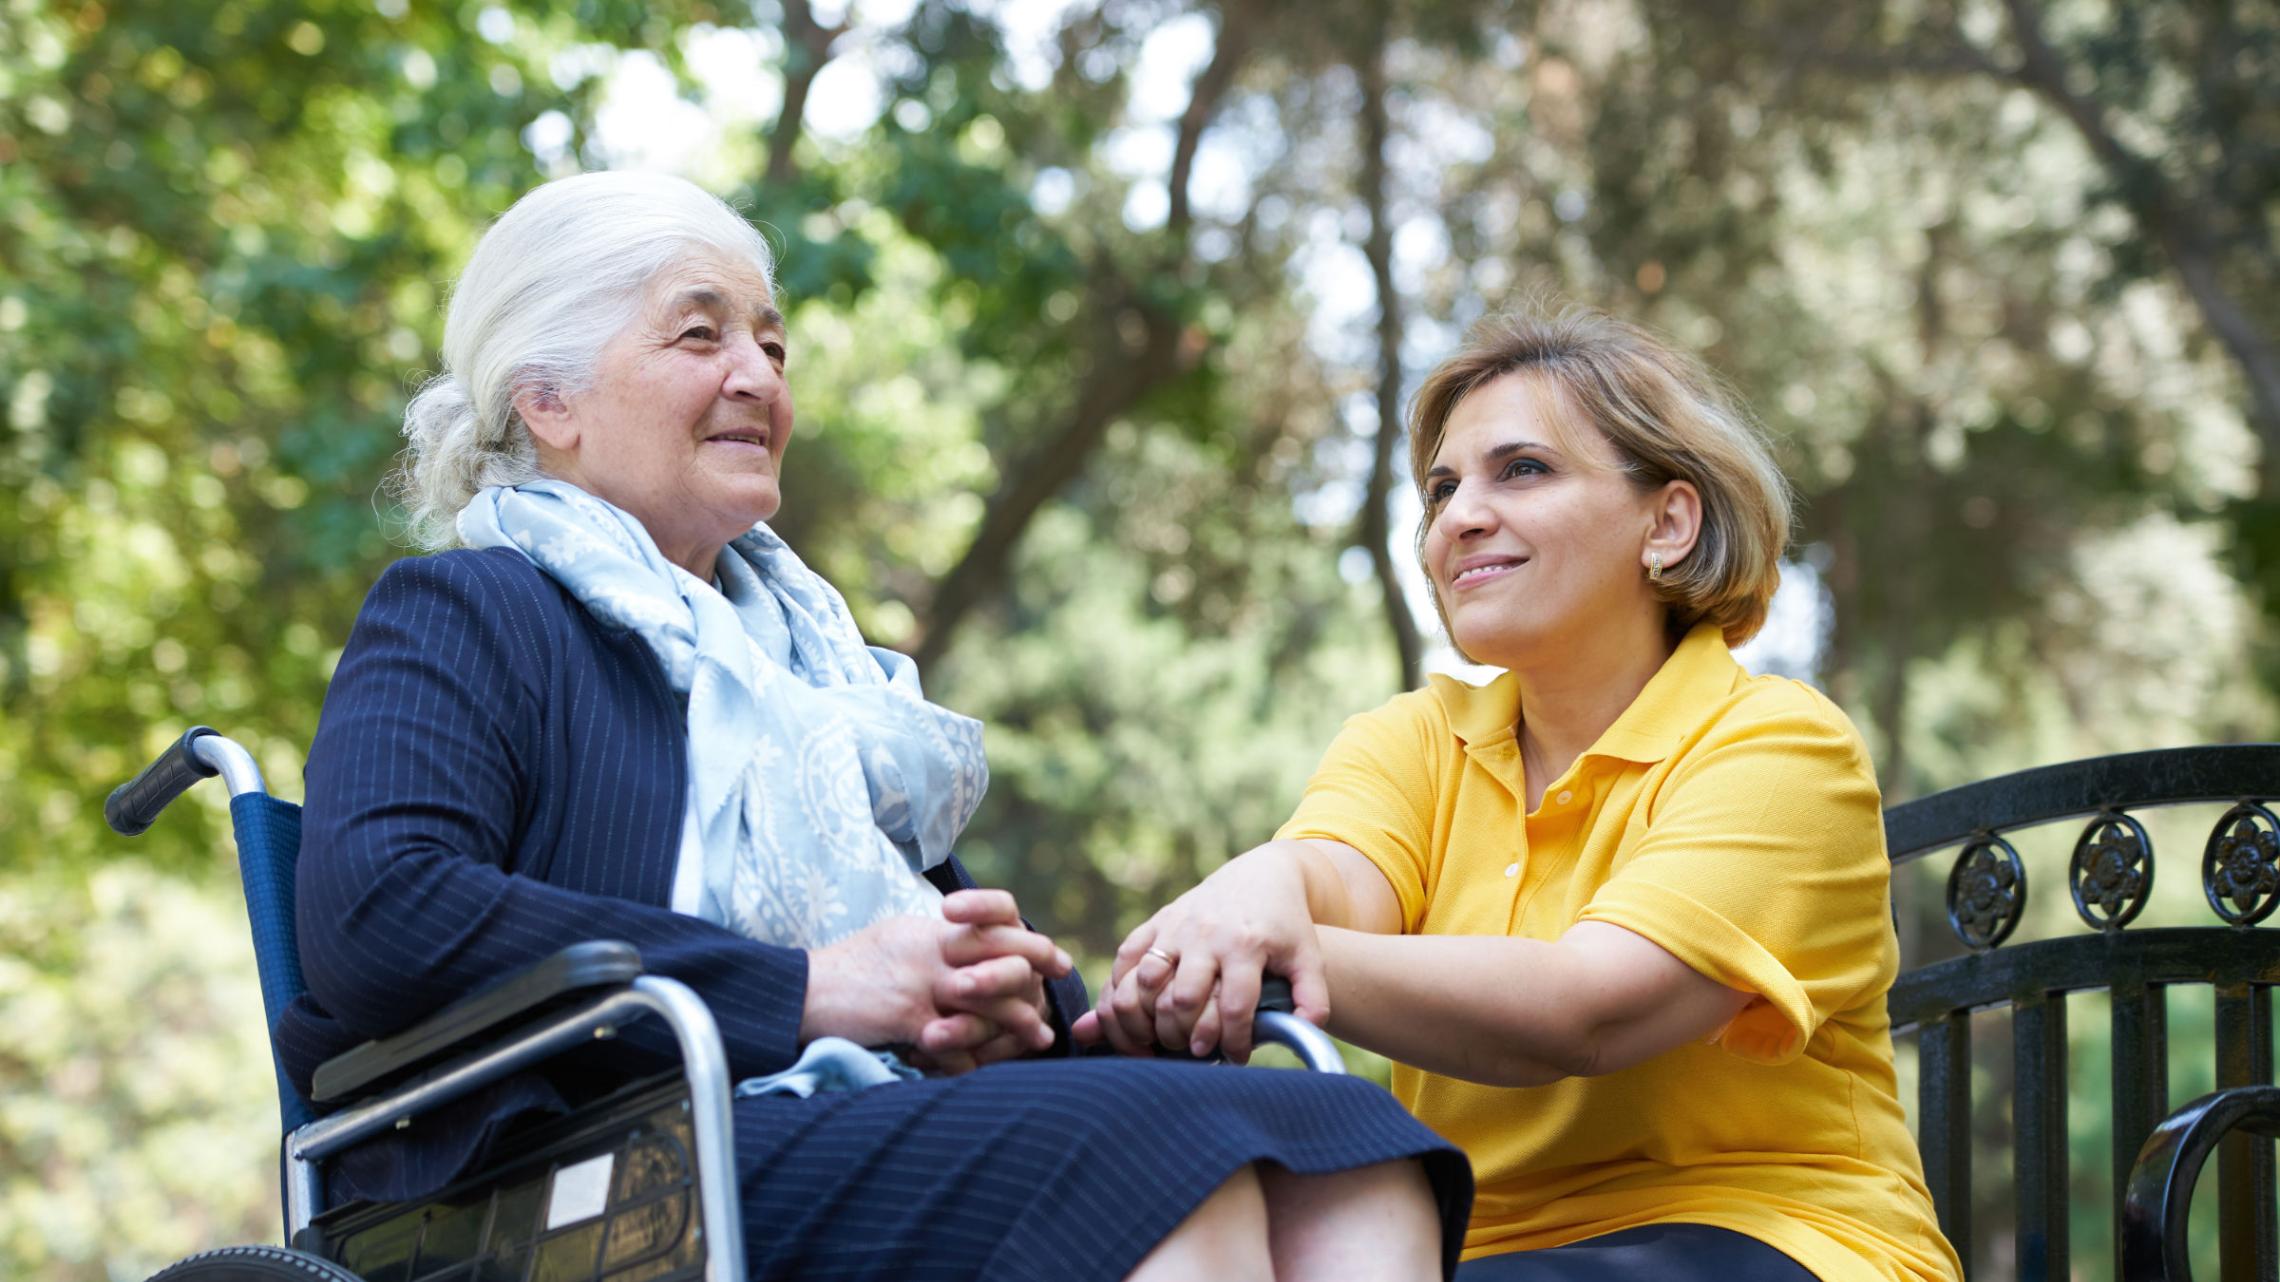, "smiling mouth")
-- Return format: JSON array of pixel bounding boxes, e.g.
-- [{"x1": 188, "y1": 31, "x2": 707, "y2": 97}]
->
[
  {"x1": 1450, "y1": 559, "x2": 1526, "y2": 590},
  {"x1": 705, "y1": 430, "x2": 772, "y2": 450}
]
